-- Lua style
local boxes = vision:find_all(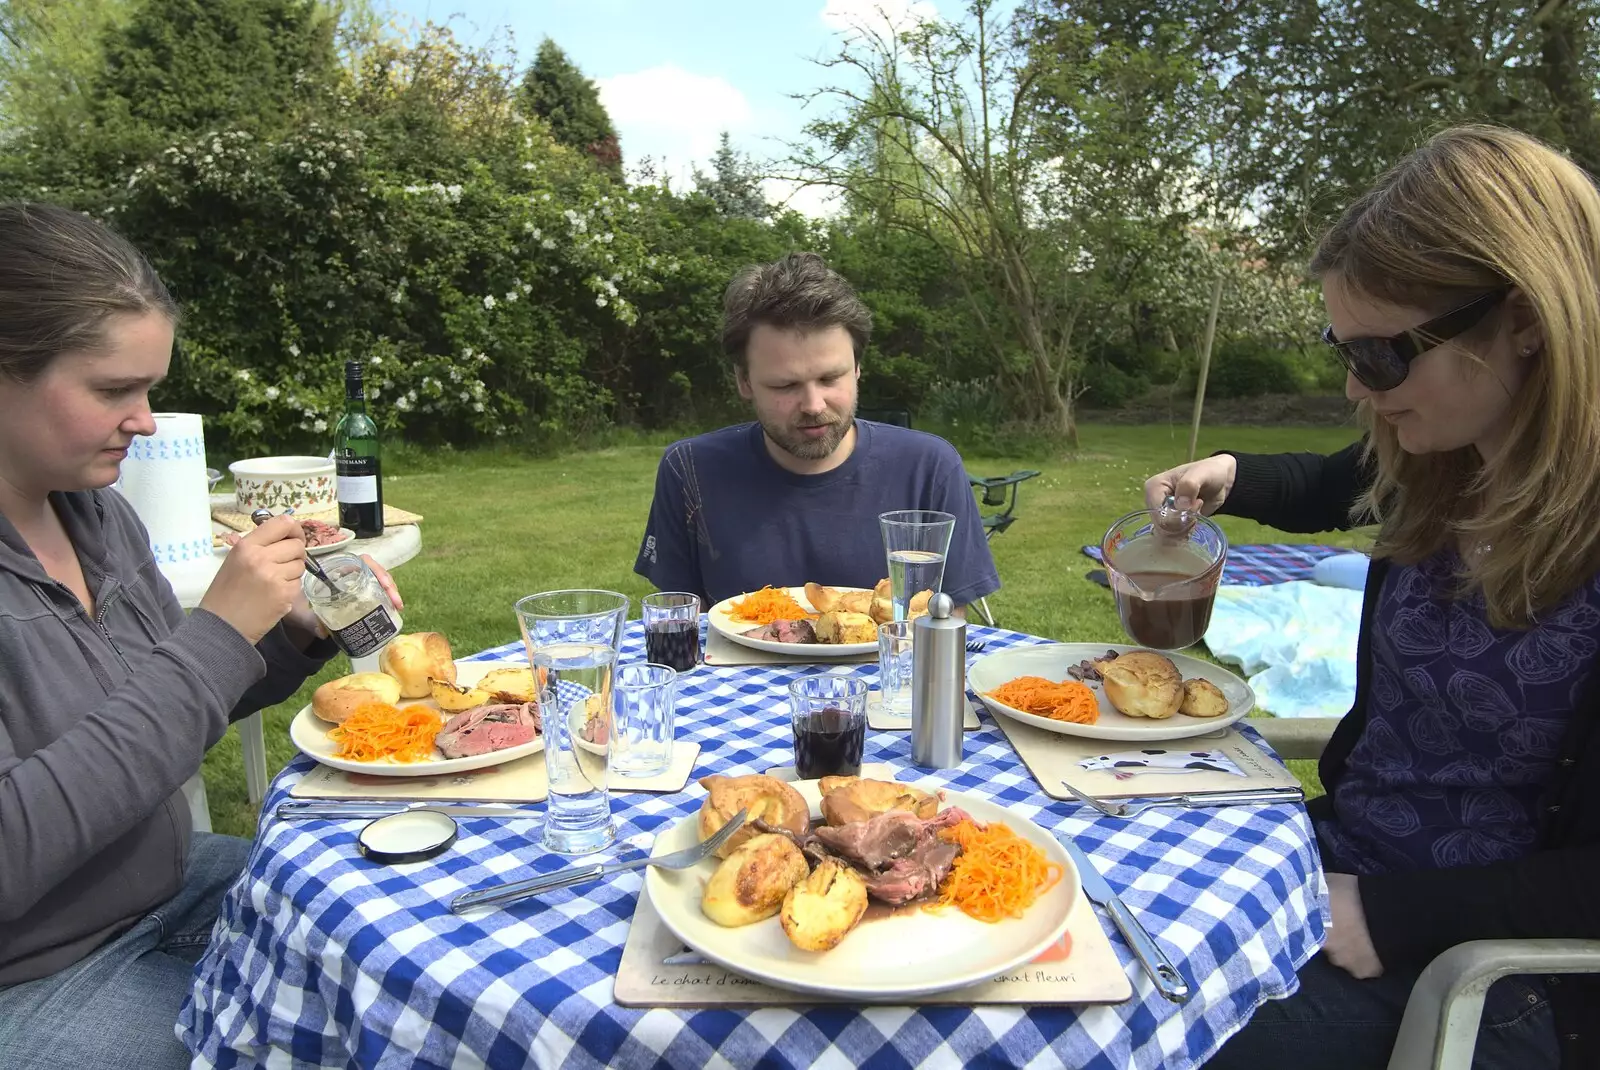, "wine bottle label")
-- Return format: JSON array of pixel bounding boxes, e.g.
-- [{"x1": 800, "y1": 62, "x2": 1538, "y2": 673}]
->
[
  {"x1": 337, "y1": 474, "x2": 378, "y2": 504},
  {"x1": 331, "y1": 605, "x2": 399, "y2": 658}
]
